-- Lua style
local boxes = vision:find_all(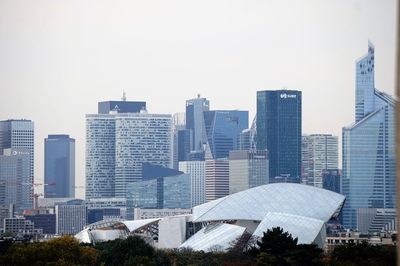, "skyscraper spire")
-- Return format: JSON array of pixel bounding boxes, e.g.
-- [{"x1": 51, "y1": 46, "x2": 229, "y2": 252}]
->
[{"x1": 122, "y1": 90, "x2": 127, "y2": 101}]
